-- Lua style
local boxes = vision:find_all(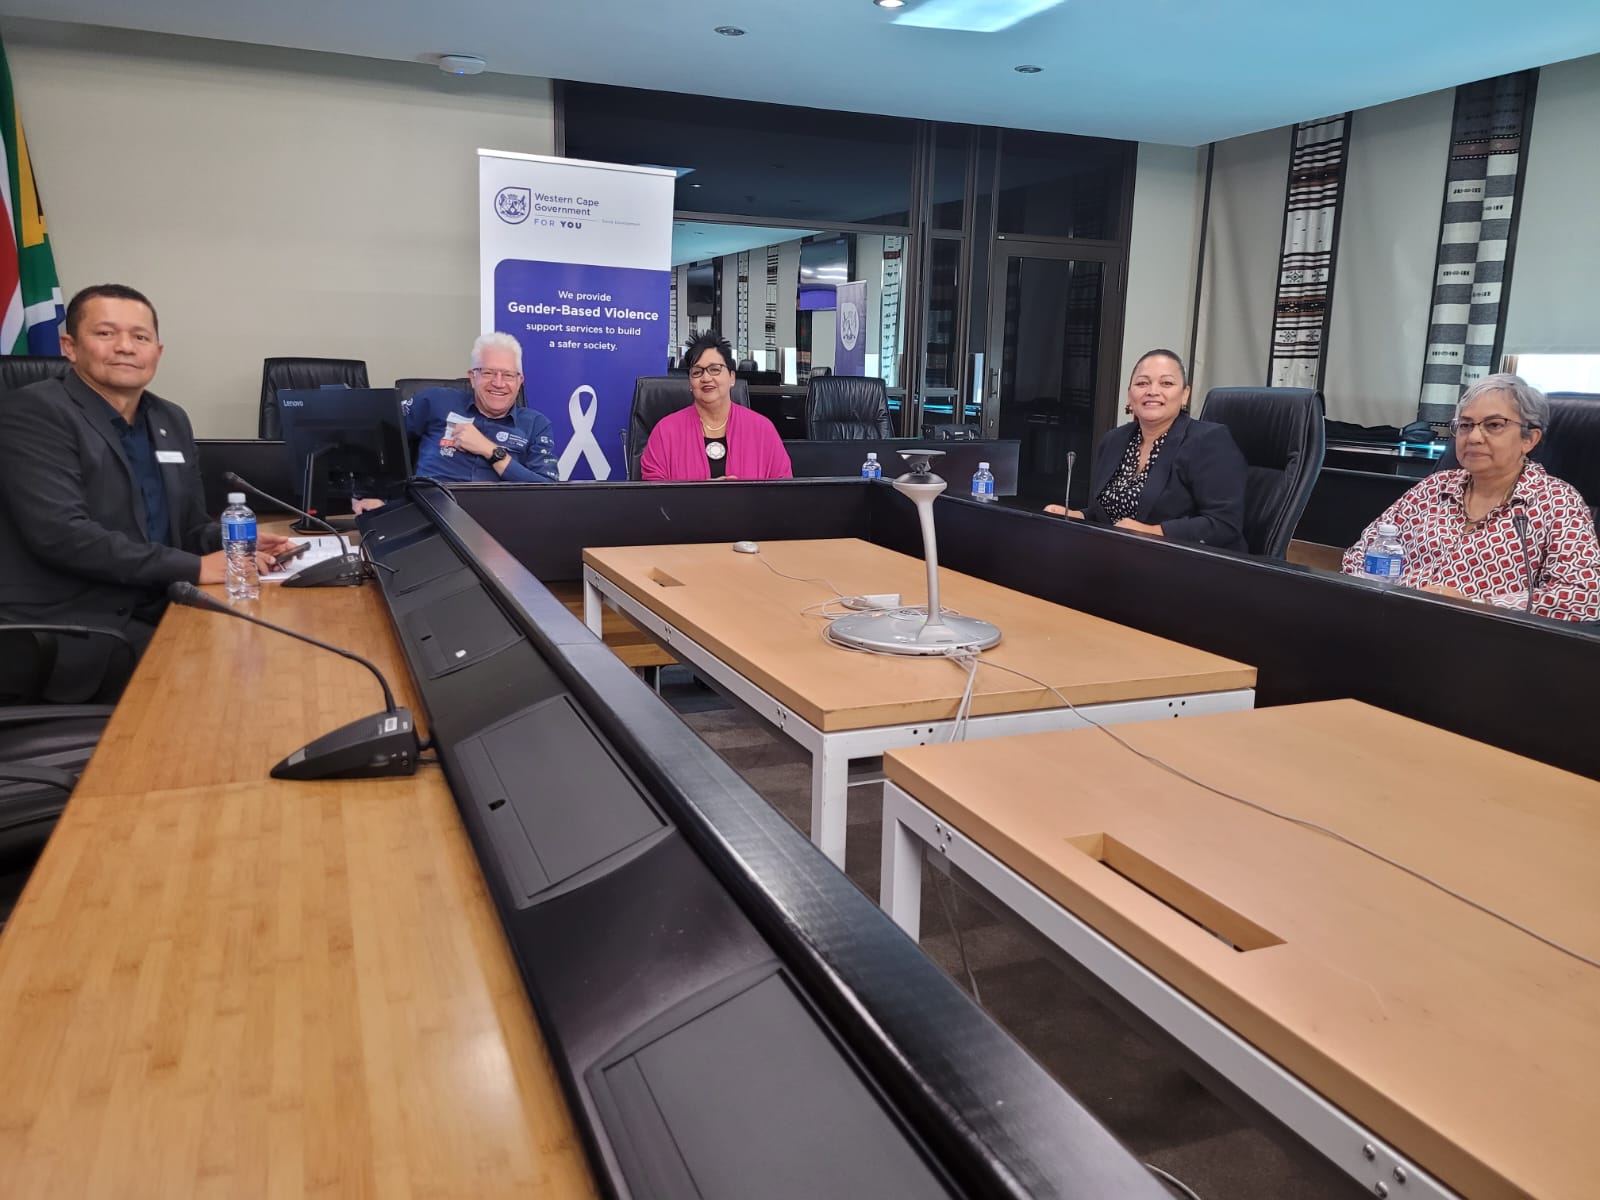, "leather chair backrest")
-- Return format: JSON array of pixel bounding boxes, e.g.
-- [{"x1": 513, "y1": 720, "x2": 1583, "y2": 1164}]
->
[
  {"x1": 0, "y1": 355, "x2": 71, "y2": 396},
  {"x1": 1439, "y1": 394, "x2": 1600, "y2": 523},
  {"x1": 805, "y1": 375, "x2": 892, "y2": 440},
  {"x1": 260, "y1": 357, "x2": 369, "y2": 438},
  {"x1": 1199, "y1": 387, "x2": 1326, "y2": 558},
  {"x1": 395, "y1": 377, "x2": 470, "y2": 412},
  {"x1": 627, "y1": 375, "x2": 750, "y2": 480}
]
